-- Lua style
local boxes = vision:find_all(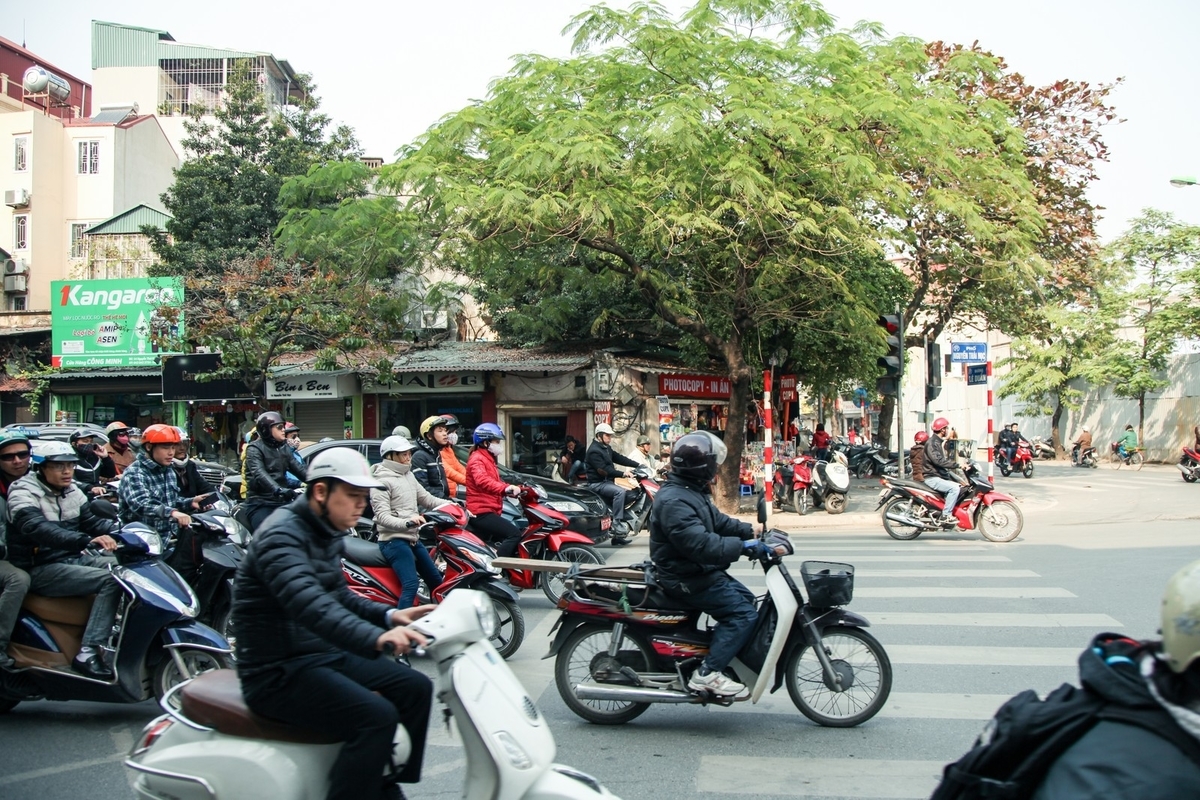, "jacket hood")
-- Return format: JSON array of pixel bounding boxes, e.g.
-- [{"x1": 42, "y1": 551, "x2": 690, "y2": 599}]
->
[
  {"x1": 1078, "y1": 633, "x2": 1159, "y2": 708},
  {"x1": 1144, "y1": 655, "x2": 1200, "y2": 743},
  {"x1": 373, "y1": 459, "x2": 412, "y2": 477}
]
